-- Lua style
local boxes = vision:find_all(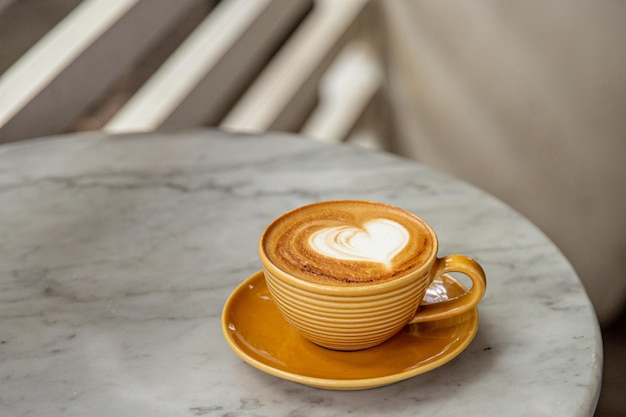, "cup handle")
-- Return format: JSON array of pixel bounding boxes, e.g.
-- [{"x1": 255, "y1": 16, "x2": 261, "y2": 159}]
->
[{"x1": 408, "y1": 254, "x2": 486, "y2": 324}]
